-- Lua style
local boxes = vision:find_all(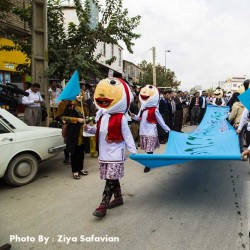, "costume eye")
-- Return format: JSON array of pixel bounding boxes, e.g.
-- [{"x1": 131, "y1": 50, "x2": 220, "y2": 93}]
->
[
  {"x1": 149, "y1": 85, "x2": 153, "y2": 89},
  {"x1": 109, "y1": 79, "x2": 121, "y2": 86}
]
